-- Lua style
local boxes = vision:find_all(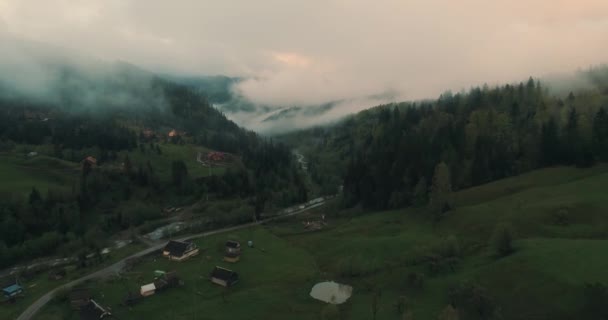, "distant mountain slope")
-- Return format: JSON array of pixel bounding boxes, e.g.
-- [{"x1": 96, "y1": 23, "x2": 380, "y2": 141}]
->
[{"x1": 282, "y1": 66, "x2": 608, "y2": 209}]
